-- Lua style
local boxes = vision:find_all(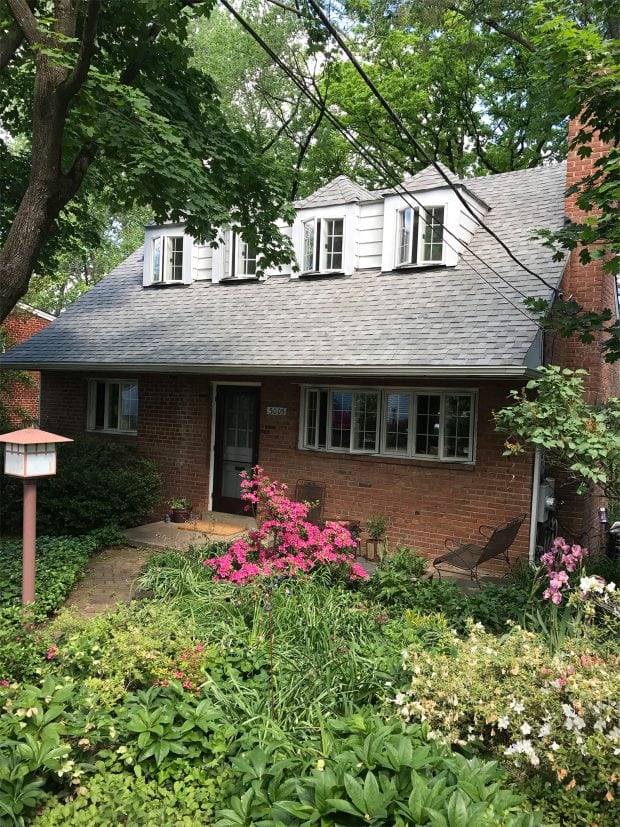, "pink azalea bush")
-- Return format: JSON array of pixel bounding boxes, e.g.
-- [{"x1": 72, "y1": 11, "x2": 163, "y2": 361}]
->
[
  {"x1": 539, "y1": 537, "x2": 588, "y2": 605},
  {"x1": 204, "y1": 467, "x2": 368, "y2": 584}
]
